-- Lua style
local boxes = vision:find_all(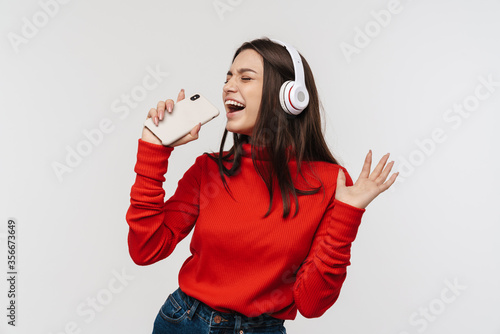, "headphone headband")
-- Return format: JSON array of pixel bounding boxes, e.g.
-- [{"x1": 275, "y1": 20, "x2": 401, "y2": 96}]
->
[{"x1": 270, "y1": 39, "x2": 306, "y2": 87}]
